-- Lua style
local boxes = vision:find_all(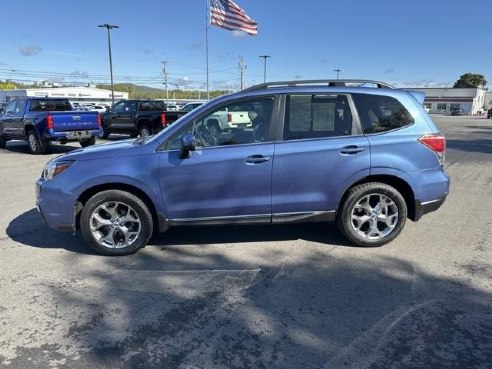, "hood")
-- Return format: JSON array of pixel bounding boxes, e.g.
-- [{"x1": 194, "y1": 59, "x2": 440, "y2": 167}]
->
[{"x1": 59, "y1": 139, "x2": 138, "y2": 161}]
